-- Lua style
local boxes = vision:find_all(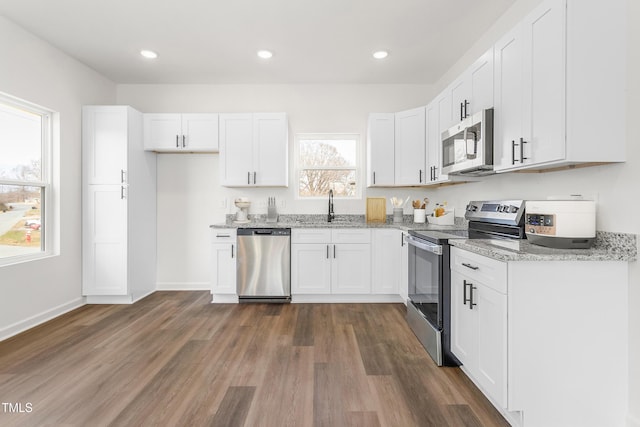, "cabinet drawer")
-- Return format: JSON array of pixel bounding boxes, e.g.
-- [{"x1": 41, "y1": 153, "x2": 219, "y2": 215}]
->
[
  {"x1": 292, "y1": 228, "x2": 332, "y2": 244},
  {"x1": 331, "y1": 229, "x2": 371, "y2": 244},
  {"x1": 211, "y1": 228, "x2": 236, "y2": 243},
  {"x1": 451, "y1": 247, "x2": 507, "y2": 294}
]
